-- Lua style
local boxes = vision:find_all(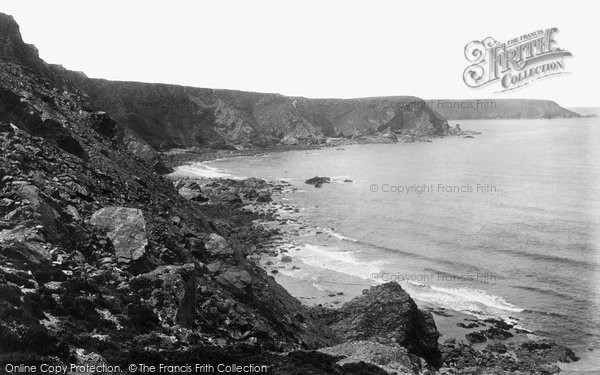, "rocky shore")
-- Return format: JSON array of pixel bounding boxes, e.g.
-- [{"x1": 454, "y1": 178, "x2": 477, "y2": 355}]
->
[
  {"x1": 163, "y1": 175, "x2": 581, "y2": 374},
  {"x1": 0, "y1": 11, "x2": 583, "y2": 375}
]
